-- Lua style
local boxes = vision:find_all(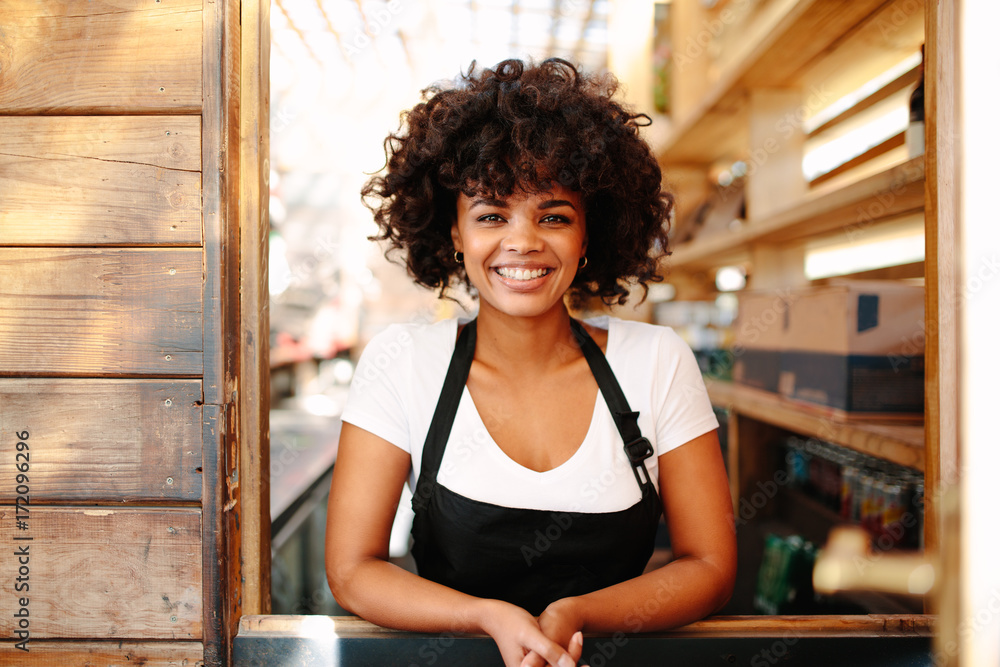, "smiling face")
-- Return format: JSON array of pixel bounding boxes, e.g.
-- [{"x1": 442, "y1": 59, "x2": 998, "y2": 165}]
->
[{"x1": 451, "y1": 184, "x2": 587, "y2": 321}]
